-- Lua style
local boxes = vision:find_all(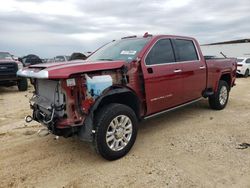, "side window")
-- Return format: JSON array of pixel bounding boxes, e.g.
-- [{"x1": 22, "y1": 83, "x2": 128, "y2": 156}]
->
[
  {"x1": 145, "y1": 39, "x2": 175, "y2": 65},
  {"x1": 173, "y1": 39, "x2": 198, "y2": 62},
  {"x1": 246, "y1": 59, "x2": 250, "y2": 64}
]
